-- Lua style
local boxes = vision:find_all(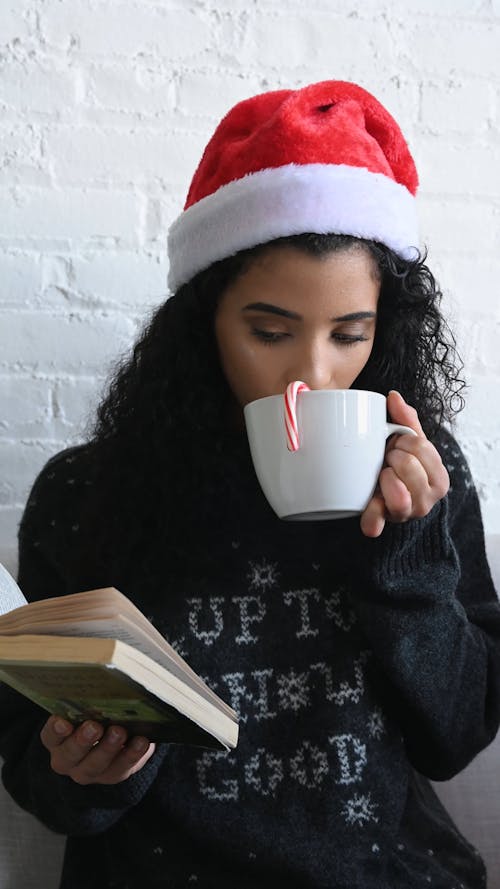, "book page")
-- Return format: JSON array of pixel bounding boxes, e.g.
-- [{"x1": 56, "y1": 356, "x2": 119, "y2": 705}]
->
[
  {"x1": 0, "y1": 563, "x2": 27, "y2": 615},
  {"x1": 27, "y1": 615, "x2": 222, "y2": 706},
  {"x1": 0, "y1": 587, "x2": 234, "y2": 719}
]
